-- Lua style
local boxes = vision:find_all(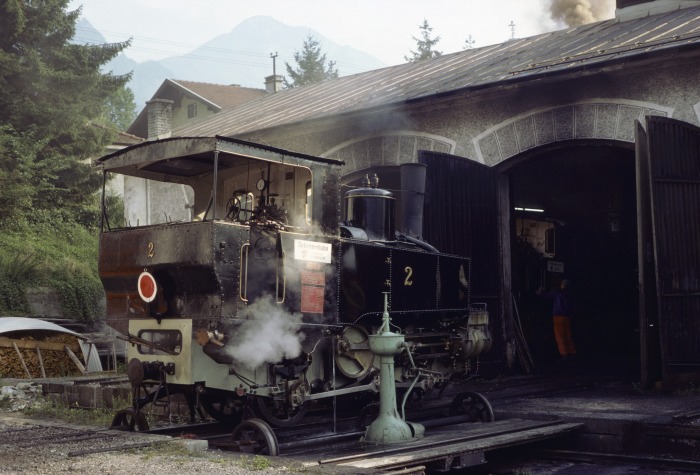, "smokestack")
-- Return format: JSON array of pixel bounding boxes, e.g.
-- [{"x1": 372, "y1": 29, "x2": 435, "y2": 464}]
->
[
  {"x1": 400, "y1": 163, "x2": 427, "y2": 239},
  {"x1": 265, "y1": 74, "x2": 283, "y2": 94},
  {"x1": 549, "y1": 0, "x2": 615, "y2": 27},
  {"x1": 146, "y1": 99, "x2": 173, "y2": 140}
]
